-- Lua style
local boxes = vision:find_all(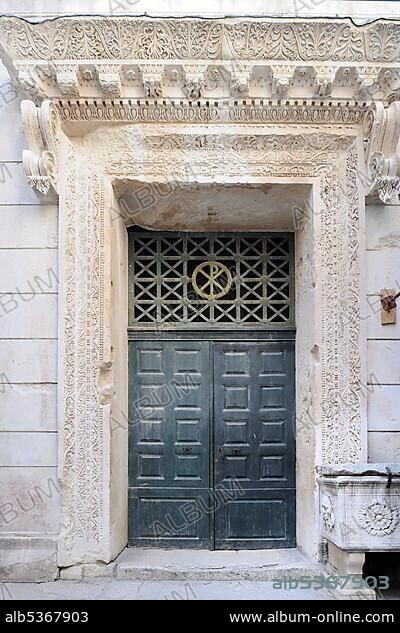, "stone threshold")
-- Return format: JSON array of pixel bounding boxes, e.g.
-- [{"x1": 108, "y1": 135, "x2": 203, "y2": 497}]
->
[
  {"x1": 115, "y1": 548, "x2": 323, "y2": 581},
  {"x1": 58, "y1": 547, "x2": 376, "y2": 598},
  {"x1": 60, "y1": 547, "x2": 323, "y2": 582}
]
